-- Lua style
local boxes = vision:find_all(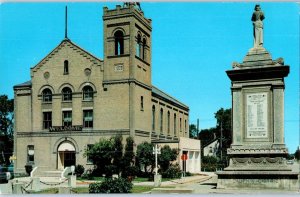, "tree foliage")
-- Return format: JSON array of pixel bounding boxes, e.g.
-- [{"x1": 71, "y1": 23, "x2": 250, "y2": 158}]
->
[
  {"x1": 86, "y1": 138, "x2": 114, "y2": 175},
  {"x1": 198, "y1": 108, "x2": 232, "y2": 168},
  {"x1": 189, "y1": 124, "x2": 198, "y2": 138},
  {"x1": 85, "y1": 136, "x2": 136, "y2": 177},
  {"x1": 136, "y1": 142, "x2": 154, "y2": 173},
  {"x1": 89, "y1": 178, "x2": 133, "y2": 193},
  {"x1": 112, "y1": 134, "x2": 123, "y2": 173},
  {"x1": 0, "y1": 95, "x2": 14, "y2": 164},
  {"x1": 294, "y1": 149, "x2": 300, "y2": 160},
  {"x1": 158, "y1": 145, "x2": 178, "y2": 172},
  {"x1": 123, "y1": 136, "x2": 135, "y2": 168}
]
